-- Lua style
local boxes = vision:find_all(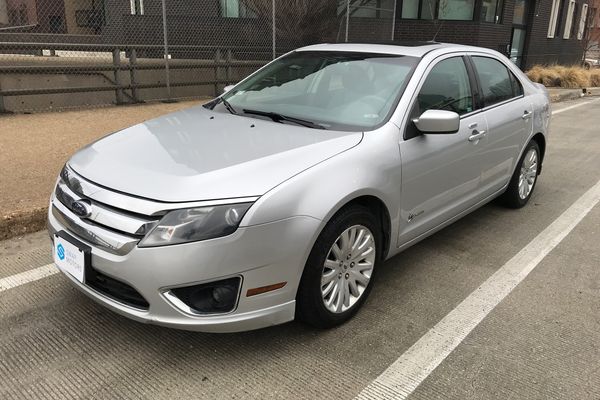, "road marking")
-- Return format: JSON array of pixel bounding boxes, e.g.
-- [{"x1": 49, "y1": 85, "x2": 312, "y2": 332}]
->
[
  {"x1": 356, "y1": 178, "x2": 600, "y2": 400},
  {"x1": 0, "y1": 263, "x2": 58, "y2": 293},
  {"x1": 552, "y1": 97, "x2": 600, "y2": 115}
]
